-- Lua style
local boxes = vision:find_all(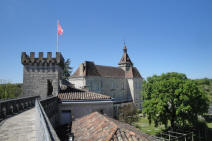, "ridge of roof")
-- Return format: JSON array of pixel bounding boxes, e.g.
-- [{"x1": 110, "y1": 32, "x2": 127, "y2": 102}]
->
[
  {"x1": 71, "y1": 62, "x2": 142, "y2": 78},
  {"x1": 72, "y1": 112, "x2": 157, "y2": 141},
  {"x1": 95, "y1": 65, "x2": 122, "y2": 69}
]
